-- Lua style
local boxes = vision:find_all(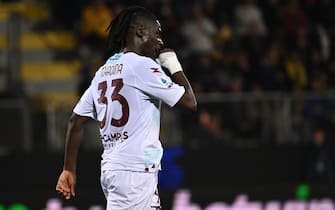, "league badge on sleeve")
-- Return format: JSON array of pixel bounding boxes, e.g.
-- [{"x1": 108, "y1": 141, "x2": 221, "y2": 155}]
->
[{"x1": 160, "y1": 77, "x2": 173, "y2": 88}]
